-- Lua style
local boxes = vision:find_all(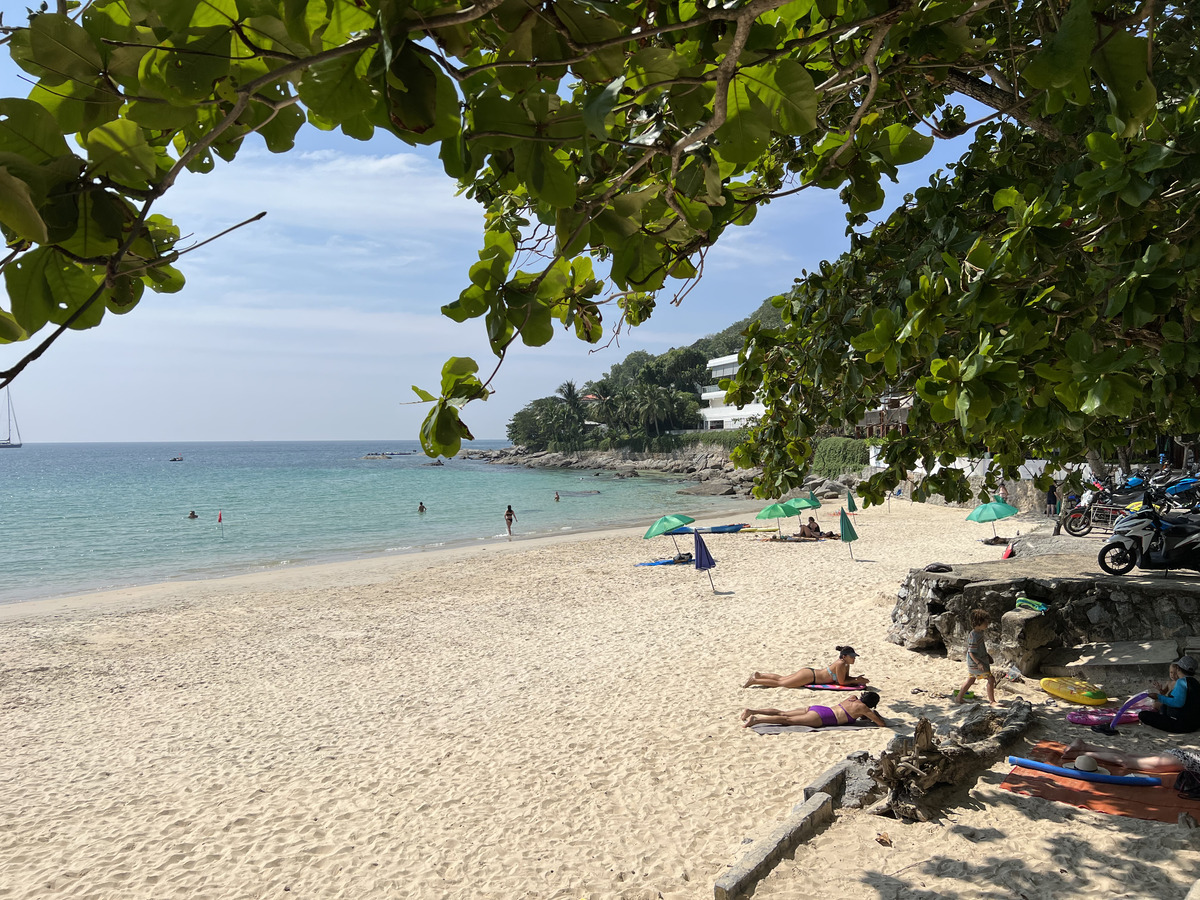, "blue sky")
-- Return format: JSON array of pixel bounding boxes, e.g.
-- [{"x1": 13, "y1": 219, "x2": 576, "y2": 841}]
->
[{"x1": 0, "y1": 52, "x2": 971, "y2": 444}]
